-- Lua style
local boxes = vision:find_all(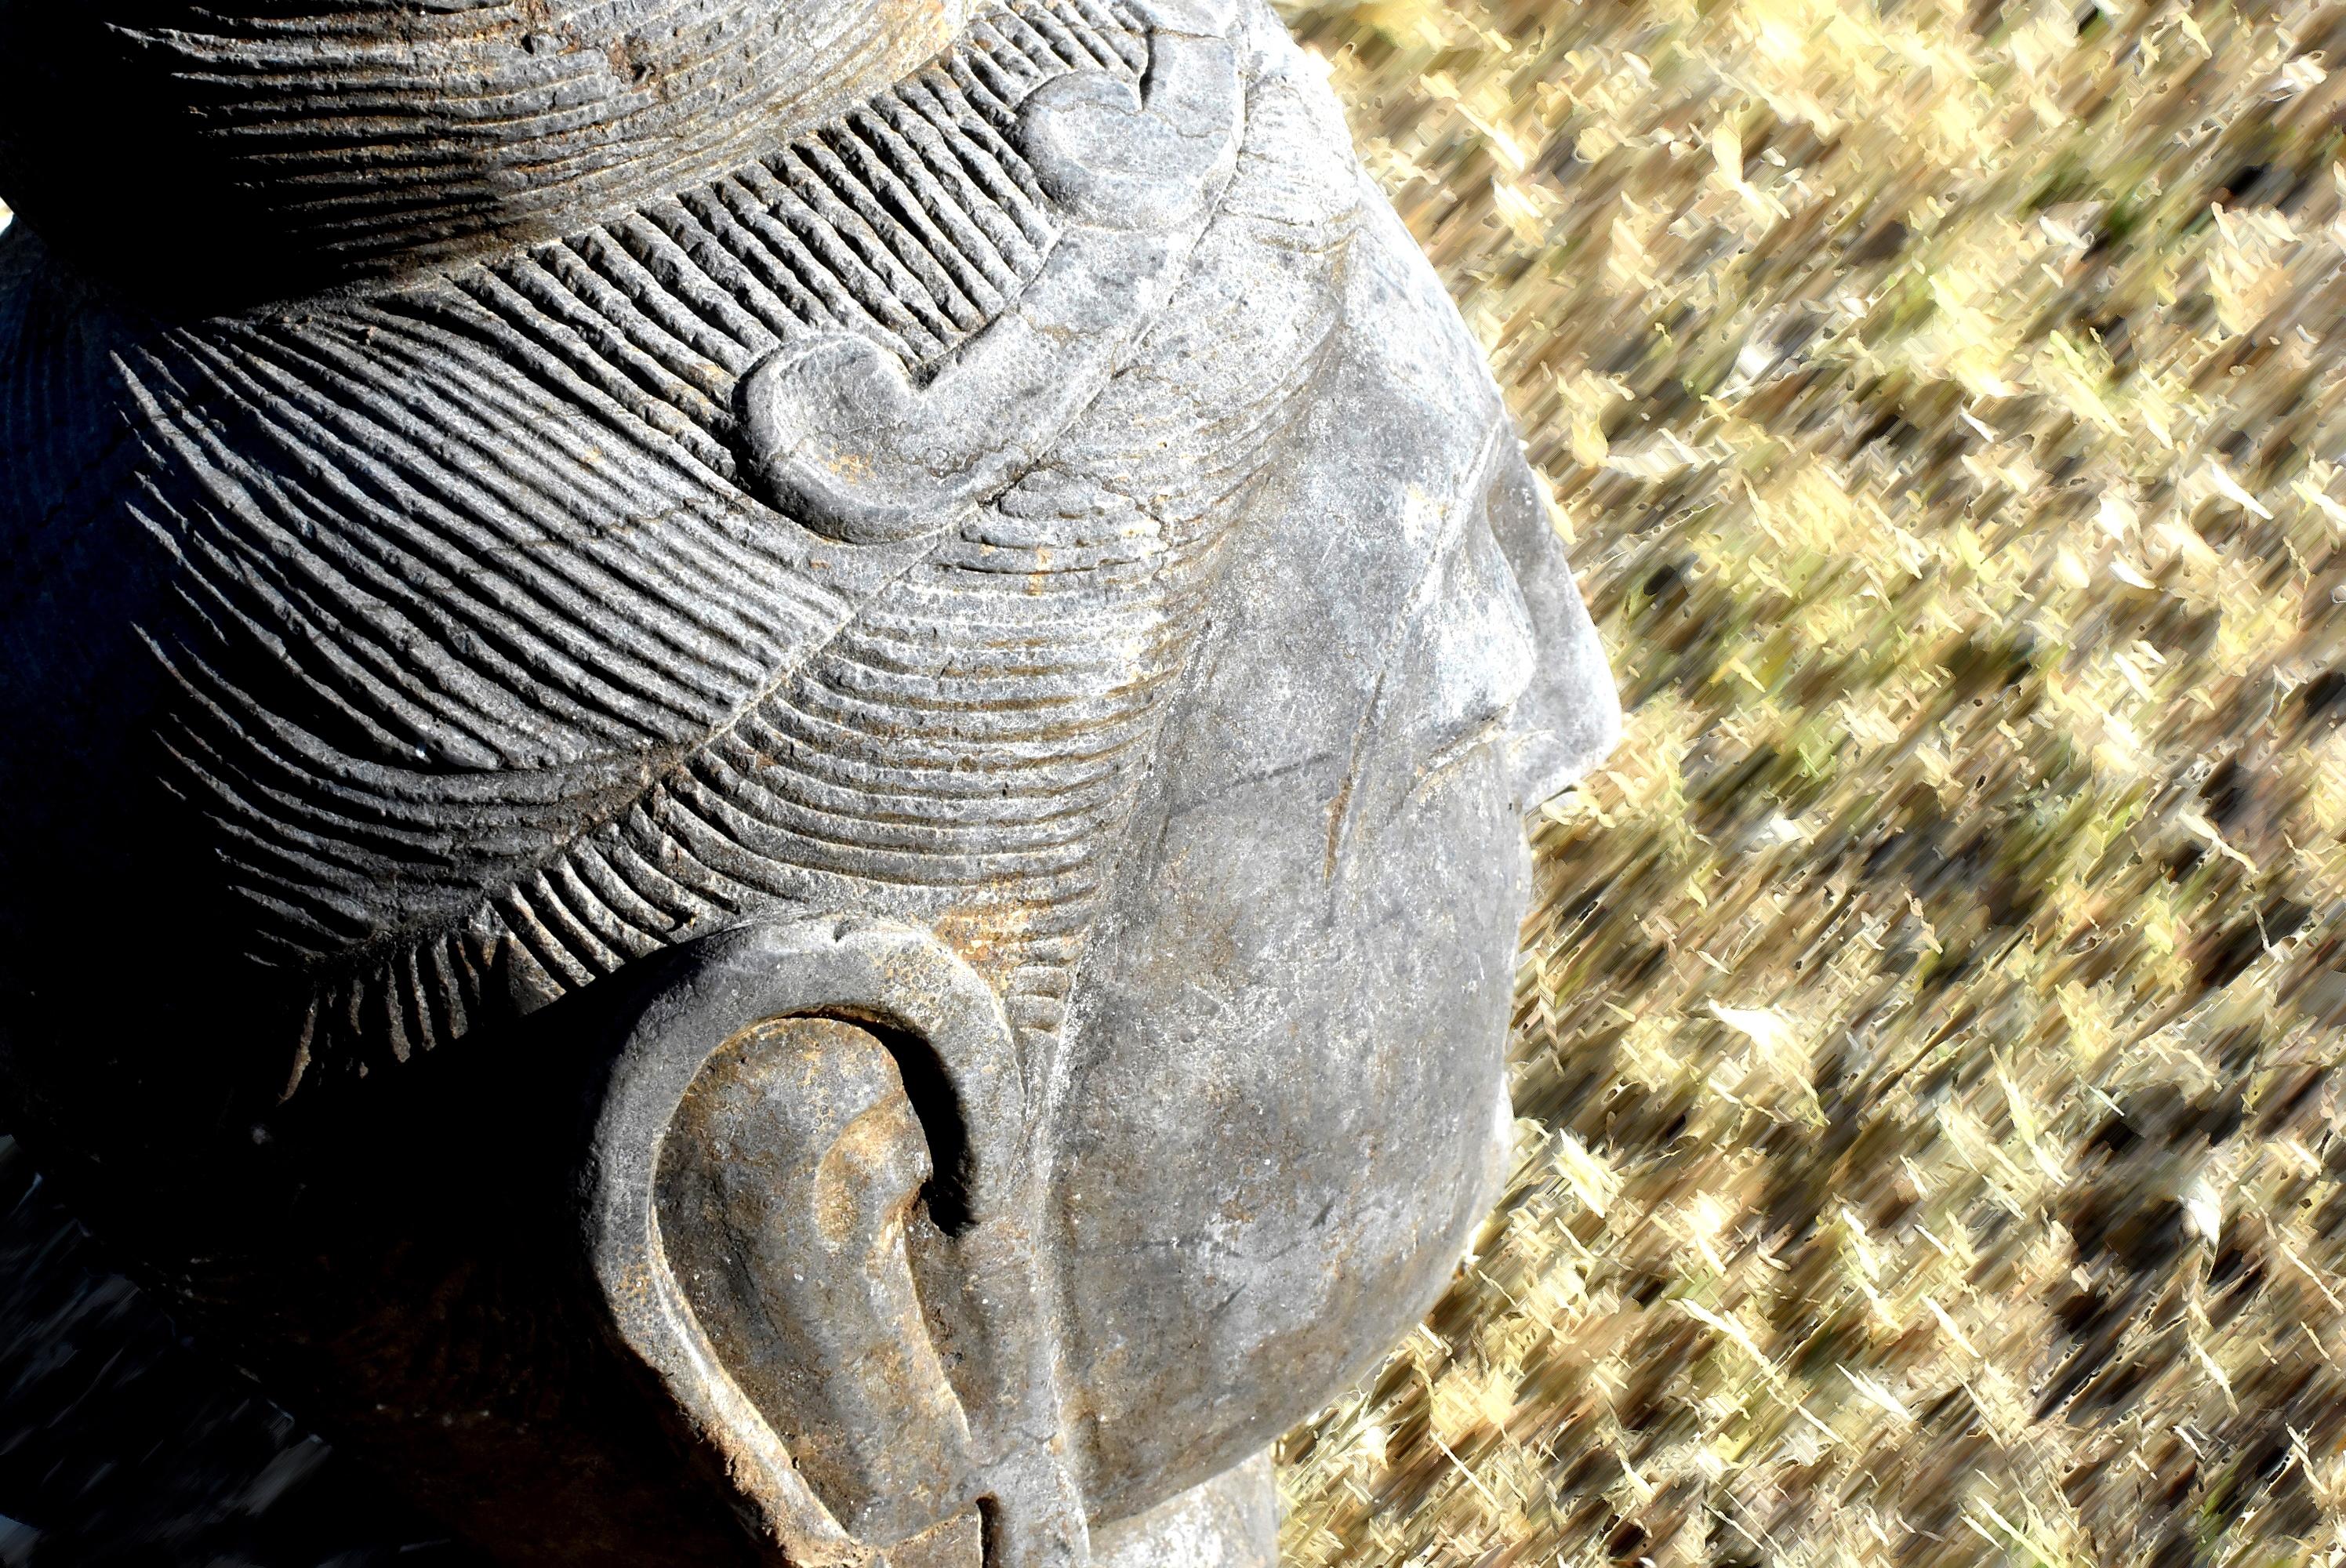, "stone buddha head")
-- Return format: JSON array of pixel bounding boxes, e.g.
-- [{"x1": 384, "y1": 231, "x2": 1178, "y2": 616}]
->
[{"x1": 0, "y1": 1, "x2": 1618, "y2": 1563}]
